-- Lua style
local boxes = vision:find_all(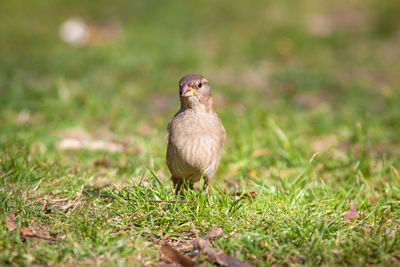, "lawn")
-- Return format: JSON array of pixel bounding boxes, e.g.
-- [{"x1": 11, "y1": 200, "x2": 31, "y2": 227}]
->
[{"x1": 1, "y1": 0, "x2": 400, "y2": 266}]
